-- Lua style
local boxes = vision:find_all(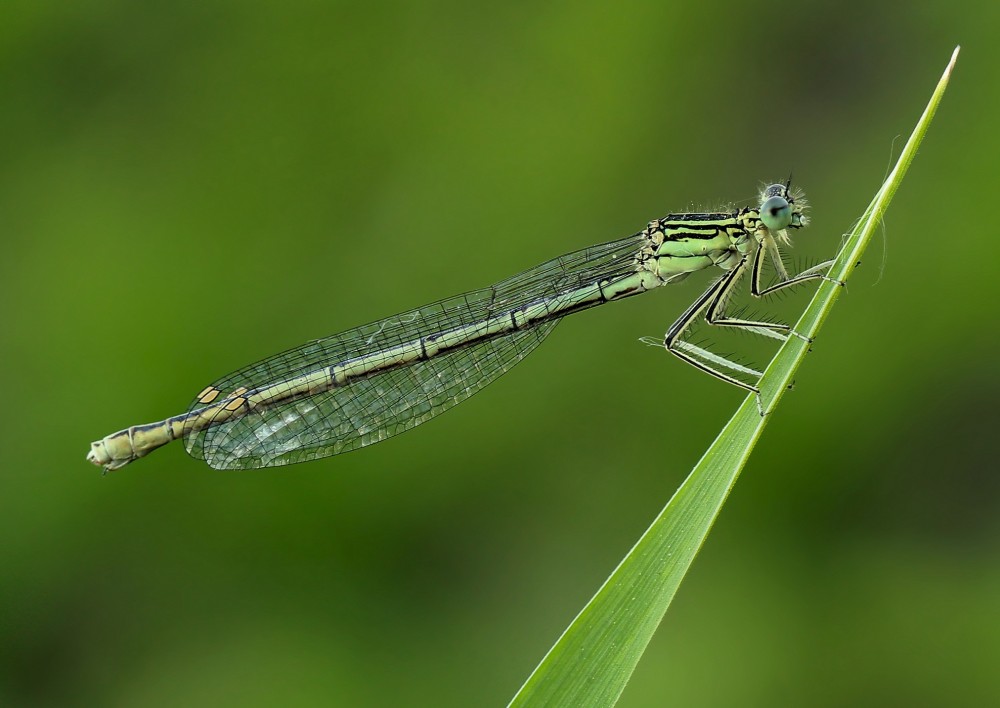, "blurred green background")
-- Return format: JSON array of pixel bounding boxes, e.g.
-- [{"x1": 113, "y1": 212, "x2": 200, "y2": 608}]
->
[{"x1": 1, "y1": 1, "x2": 995, "y2": 706}]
